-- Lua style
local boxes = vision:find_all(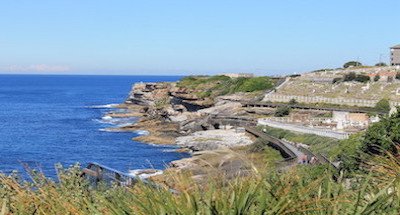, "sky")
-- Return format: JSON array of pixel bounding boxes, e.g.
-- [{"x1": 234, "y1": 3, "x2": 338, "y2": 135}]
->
[{"x1": 0, "y1": 0, "x2": 399, "y2": 76}]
